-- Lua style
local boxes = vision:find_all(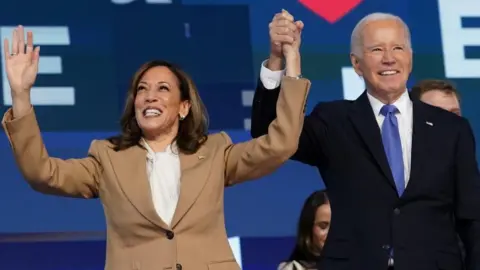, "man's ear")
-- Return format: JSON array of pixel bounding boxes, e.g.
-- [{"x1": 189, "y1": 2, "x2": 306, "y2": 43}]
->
[{"x1": 350, "y1": 53, "x2": 363, "y2": 77}]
